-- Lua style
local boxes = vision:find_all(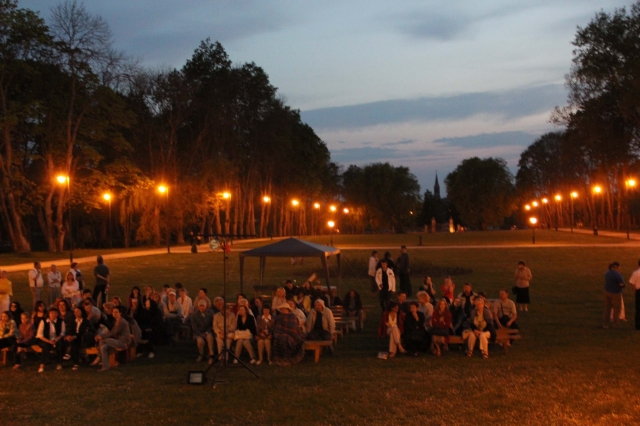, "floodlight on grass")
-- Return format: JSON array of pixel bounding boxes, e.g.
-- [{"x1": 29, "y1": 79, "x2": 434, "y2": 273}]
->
[{"x1": 187, "y1": 370, "x2": 206, "y2": 385}]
